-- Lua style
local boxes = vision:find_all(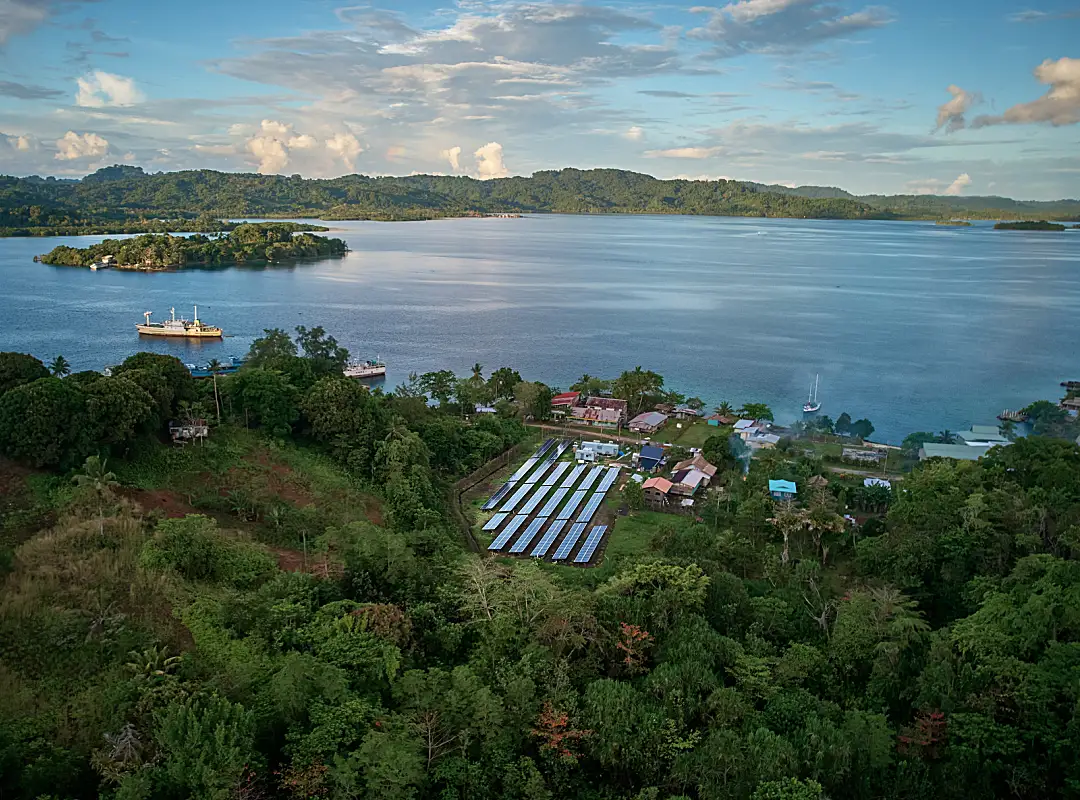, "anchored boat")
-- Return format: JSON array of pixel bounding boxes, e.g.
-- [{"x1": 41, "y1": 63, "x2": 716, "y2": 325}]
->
[
  {"x1": 803, "y1": 374, "x2": 822, "y2": 414},
  {"x1": 344, "y1": 357, "x2": 386, "y2": 378},
  {"x1": 137, "y1": 306, "x2": 223, "y2": 338}
]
